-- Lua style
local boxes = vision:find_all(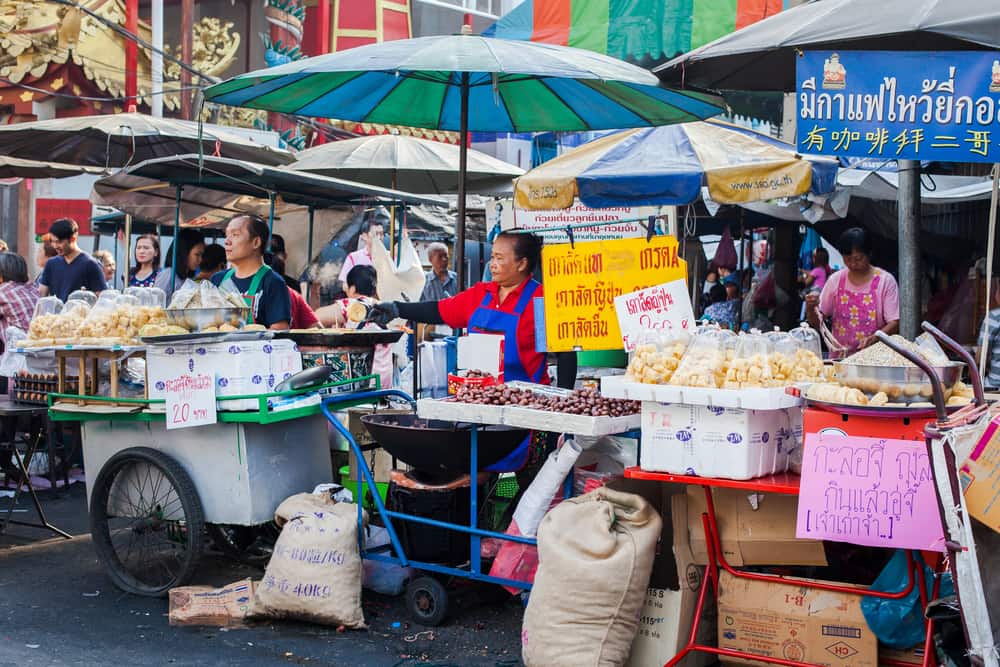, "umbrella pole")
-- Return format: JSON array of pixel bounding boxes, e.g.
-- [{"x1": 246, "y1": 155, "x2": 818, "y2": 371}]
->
[
  {"x1": 979, "y1": 163, "x2": 1000, "y2": 379},
  {"x1": 171, "y1": 185, "x2": 181, "y2": 288},
  {"x1": 455, "y1": 72, "x2": 470, "y2": 290},
  {"x1": 306, "y1": 206, "x2": 315, "y2": 297},
  {"x1": 124, "y1": 214, "x2": 133, "y2": 289},
  {"x1": 268, "y1": 193, "x2": 276, "y2": 240},
  {"x1": 898, "y1": 159, "x2": 922, "y2": 339}
]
